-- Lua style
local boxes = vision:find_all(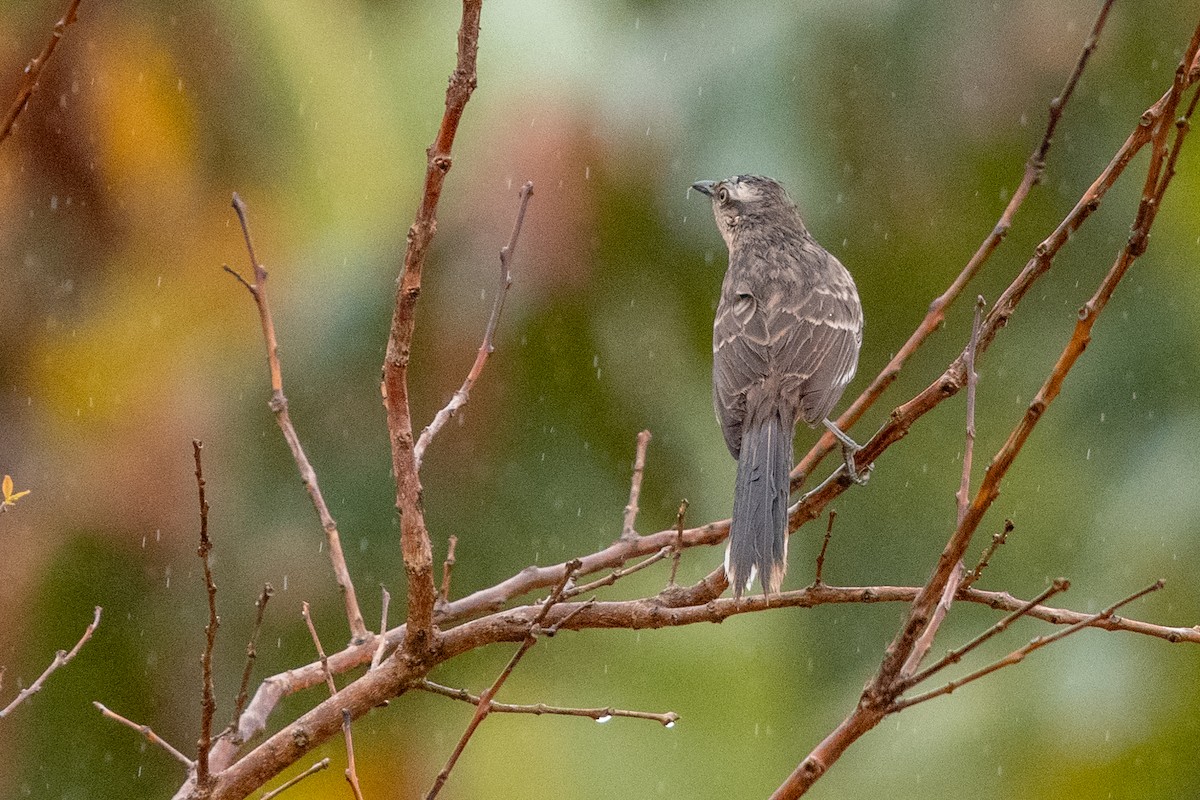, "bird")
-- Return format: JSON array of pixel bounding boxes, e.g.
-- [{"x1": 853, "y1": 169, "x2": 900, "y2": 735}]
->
[{"x1": 692, "y1": 175, "x2": 865, "y2": 597}]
